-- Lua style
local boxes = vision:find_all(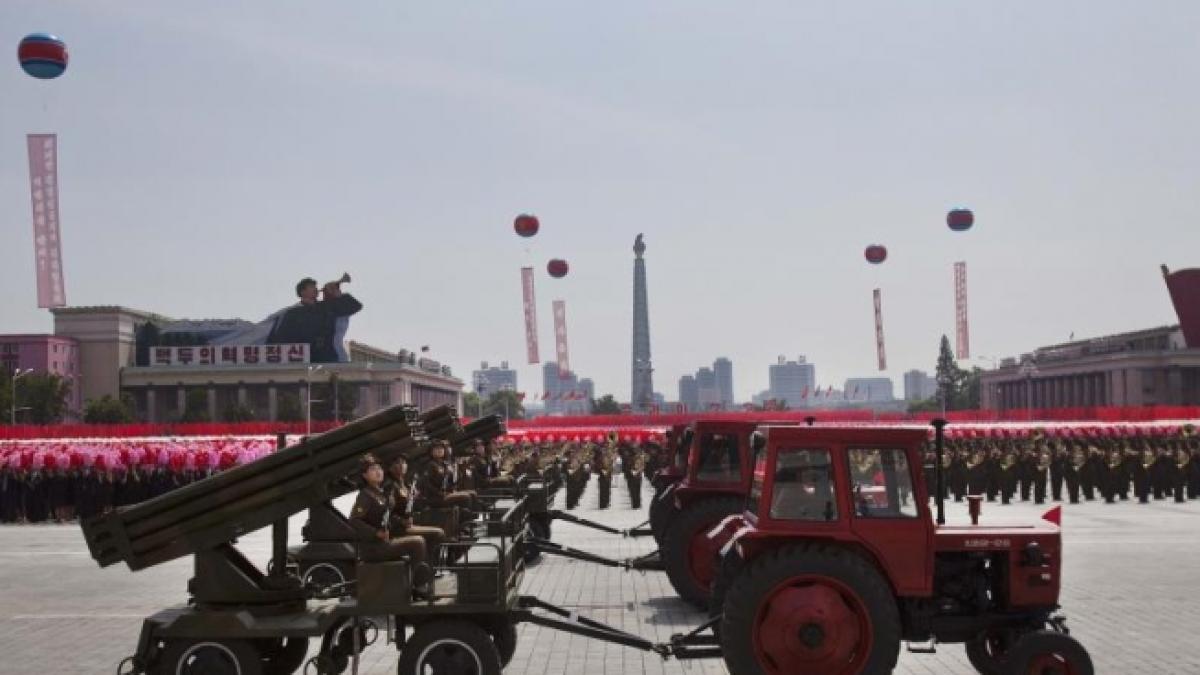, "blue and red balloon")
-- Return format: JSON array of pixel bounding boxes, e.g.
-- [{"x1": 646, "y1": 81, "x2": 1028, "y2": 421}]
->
[{"x1": 18, "y1": 33, "x2": 68, "y2": 80}]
